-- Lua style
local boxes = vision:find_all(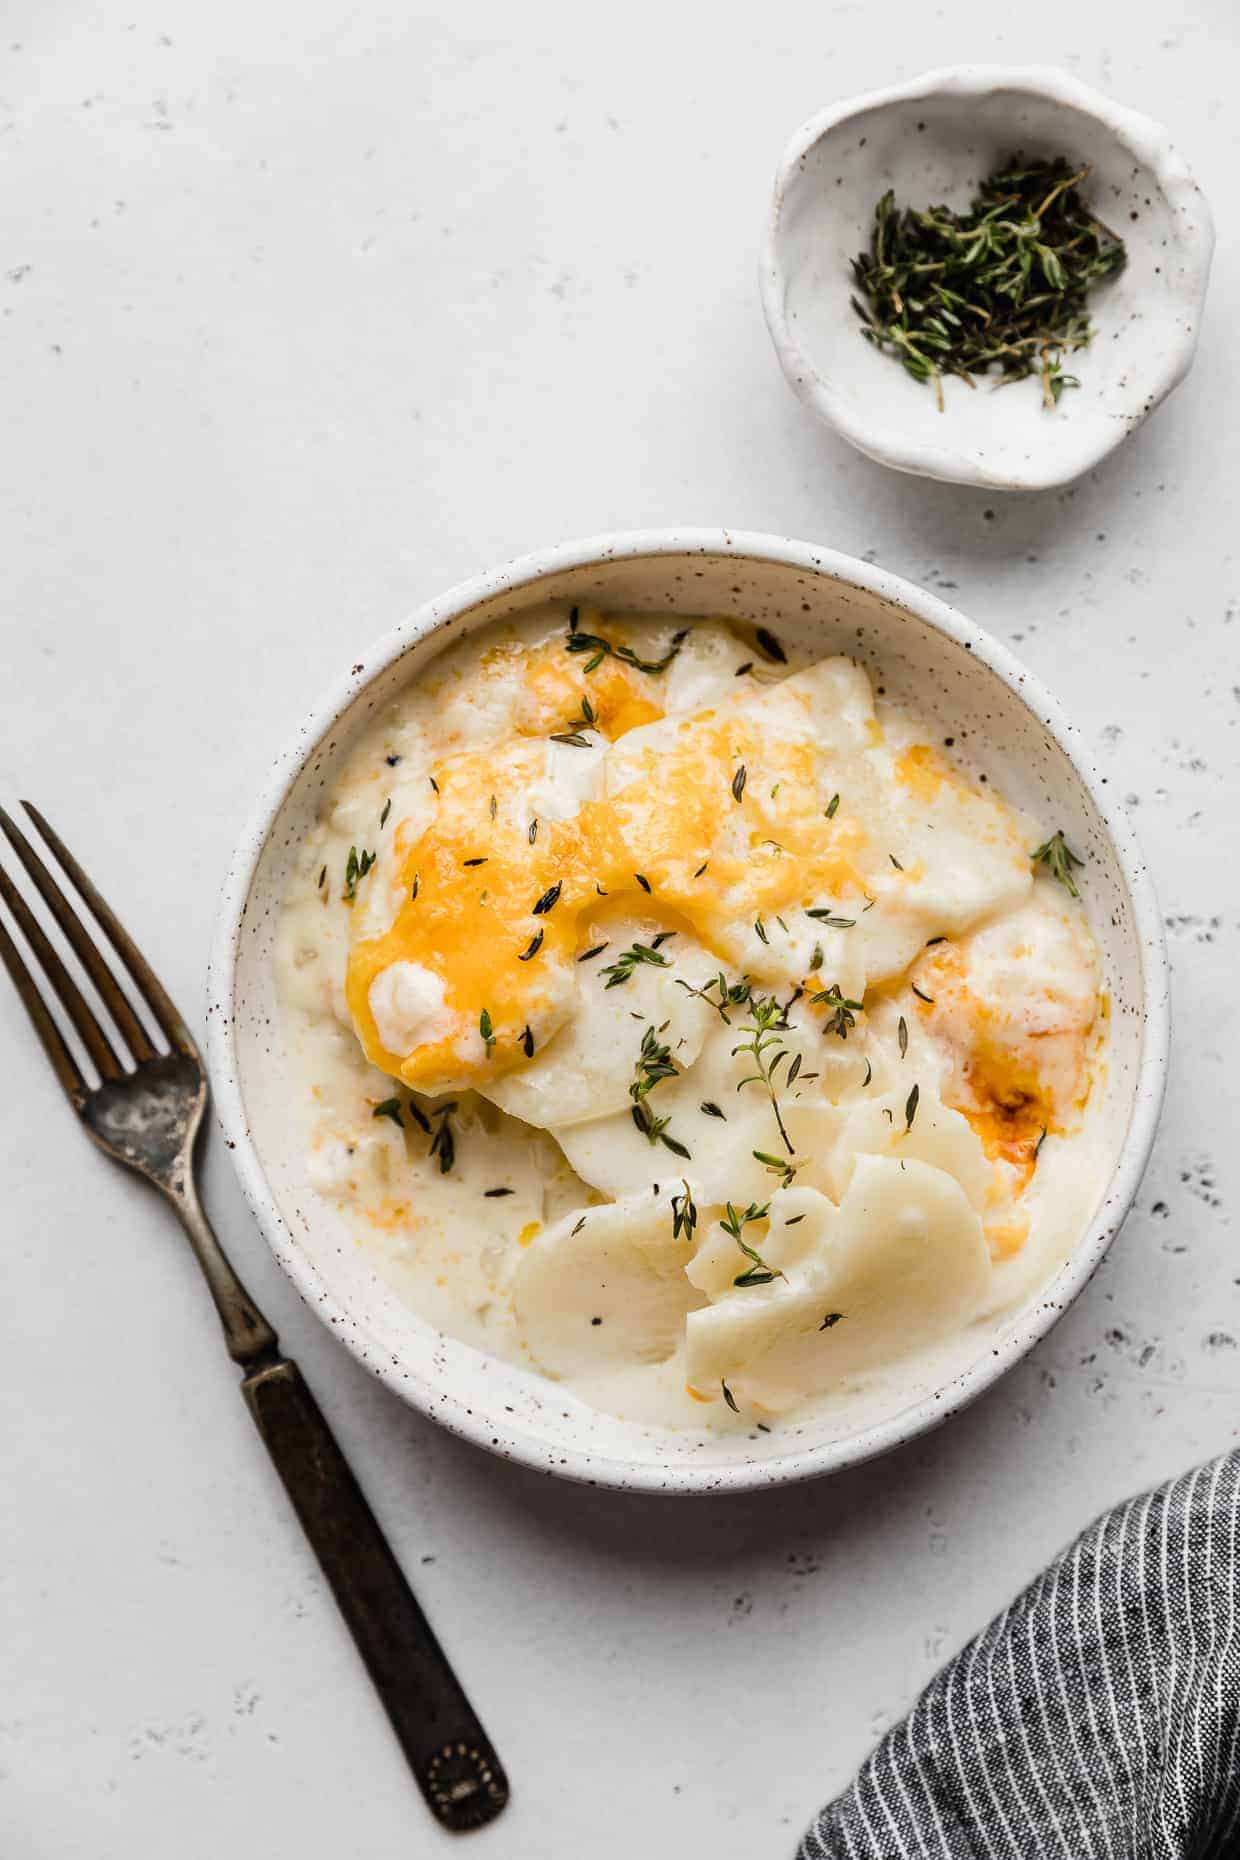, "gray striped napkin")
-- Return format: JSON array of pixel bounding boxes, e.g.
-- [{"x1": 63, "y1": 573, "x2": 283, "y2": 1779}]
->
[{"x1": 800, "y1": 1452, "x2": 1240, "y2": 1858}]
